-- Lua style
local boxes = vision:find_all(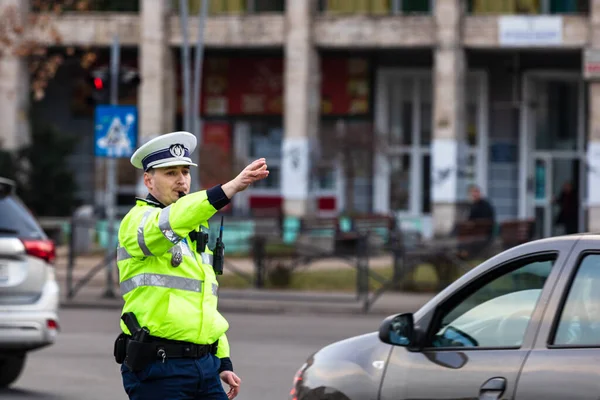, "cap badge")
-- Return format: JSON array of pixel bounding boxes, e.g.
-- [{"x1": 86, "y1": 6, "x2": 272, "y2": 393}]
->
[{"x1": 170, "y1": 144, "x2": 185, "y2": 158}]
